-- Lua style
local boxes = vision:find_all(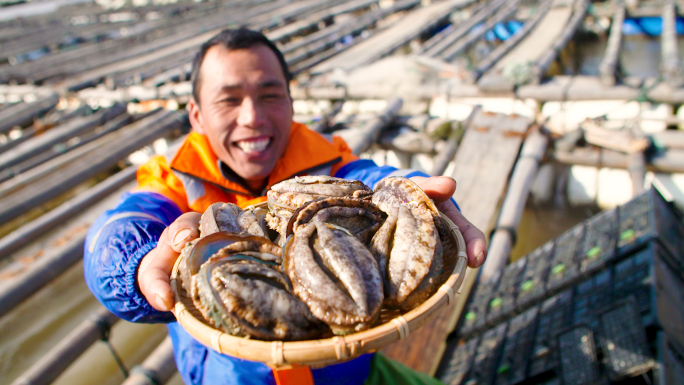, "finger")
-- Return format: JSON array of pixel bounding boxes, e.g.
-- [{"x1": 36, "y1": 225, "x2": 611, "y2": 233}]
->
[
  {"x1": 139, "y1": 254, "x2": 177, "y2": 311},
  {"x1": 138, "y1": 213, "x2": 201, "y2": 311},
  {"x1": 410, "y1": 176, "x2": 456, "y2": 202},
  {"x1": 165, "y1": 212, "x2": 202, "y2": 253},
  {"x1": 449, "y1": 211, "x2": 487, "y2": 268},
  {"x1": 138, "y1": 228, "x2": 179, "y2": 311},
  {"x1": 410, "y1": 176, "x2": 486, "y2": 267}
]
